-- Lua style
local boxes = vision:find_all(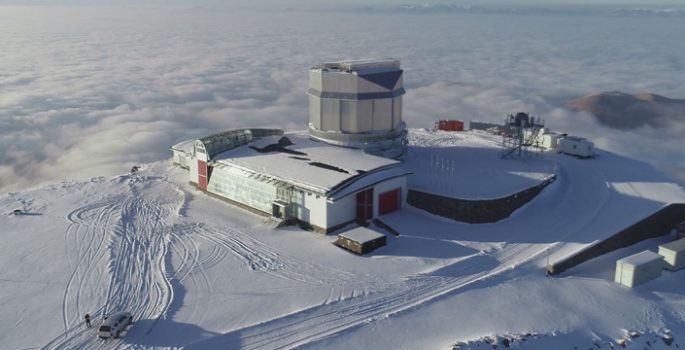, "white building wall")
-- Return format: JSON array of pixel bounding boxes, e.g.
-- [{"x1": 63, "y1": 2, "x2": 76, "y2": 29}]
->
[
  {"x1": 302, "y1": 191, "x2": 329, "y2": 229},
  {"x1": 392, "y1": 96, "x2": 402, "y2": 128},
  {"x1": 543, "y1": 134, "x2": 559, "y2": 150},
  {"x1": 615, "y1": 258, "x2": 663, "y2": 288},
  {"x1": 326, "y1": 194, "x2": 356, "y2": 229},
  {"x1": 357, "y1": 101, "x2": 374, "y2": 132},
  {"x1": 341, "y1": 101, "x2": 357, "y2": 132},
  {"x1": 373, "y1": 99, "x2": 393, "y2": 131},
  {"x1": 172, "y1": 151, "x2": 182, "y2": 165},
  {"x1": 189, "y1": 157, "x2": 199, "y2": 184},
  {"x1": 309, "y1": 70, "x2": 323, "y2": 91},
  {"x1": 558, "y1": 138, "x2": 594, "y2": 157},
  {"x1": 321, "y1": 99, "x2": 341, "y2": 131},
  {"x1": 322, "y1": 73, "x2": 357, "y2": 94},
  {"x1": 658, "y1": 238, "x2": 685, "y2": 271},
  {"x1": 309, "y1": 96, "x2": 322, "y2": 129}
]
